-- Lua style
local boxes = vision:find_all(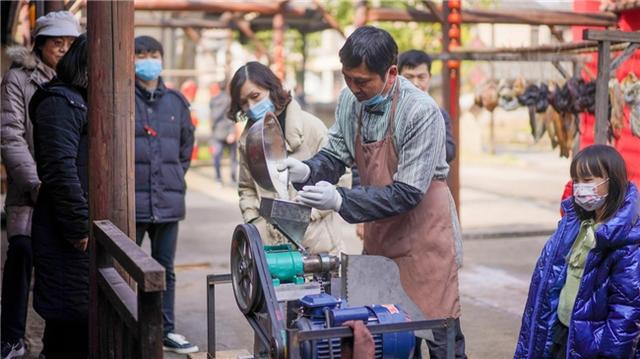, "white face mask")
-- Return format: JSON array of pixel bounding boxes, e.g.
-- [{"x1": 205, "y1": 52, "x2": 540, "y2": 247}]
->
[{"x1": 573, "y1": 179, "x2": 609, "y2": 211}]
